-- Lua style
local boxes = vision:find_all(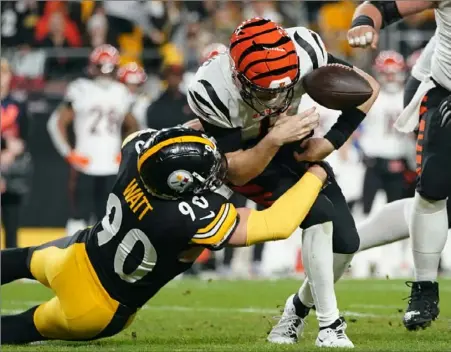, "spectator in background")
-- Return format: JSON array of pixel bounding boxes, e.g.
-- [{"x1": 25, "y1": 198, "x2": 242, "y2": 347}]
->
[
  {"x1": 1, "y1": 0, "x2": 42, "y2": 48},
  {"x1": 1, "y1": 58, "x2": 31, "y2": 248},
  {"x1": 243, "y1": 1, "x2": 283, "y2": 24},
  {"x1": 35, "y1": 1, "x2": 82, "y2": 47},
  {"x1": 318, "y1": 0, "x2": 356, "y2": 60},
  {"x1": 145, "y1": 64, "x2": 196, "y2": 129},
  {"x1": 38, "y1": 11, "x2": 82, "y2": 79},
  {"x1": 86, "y1": 13, "x2": 117, "y2": 49}
]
